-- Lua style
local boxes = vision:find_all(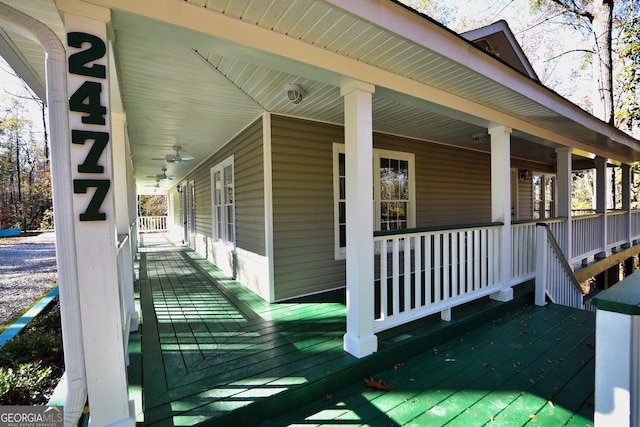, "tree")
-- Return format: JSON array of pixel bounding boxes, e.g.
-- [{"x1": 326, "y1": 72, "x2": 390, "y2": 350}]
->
[
  {"x1": 0, "y1": 98, "x2": 51, "y2": 230},
  {"x1": 532, "y1": 0, "x2": 614, "y2": 124},
  {"x1": 614, "y1": 1, "x2": 640, "y2": 136}
]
